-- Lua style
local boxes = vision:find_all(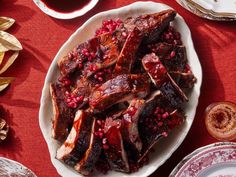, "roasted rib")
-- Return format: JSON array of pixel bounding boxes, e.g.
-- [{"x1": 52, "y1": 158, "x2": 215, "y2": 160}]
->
[
  {"x1": 89, "y1": 74, "x2": 150, "y2": 112},
  {"x1": 74, "y1": 118, "x2": 102, "y2": 176},
  {"x1": 56, "y1": 110, "x2": 93, "y2": 167},
  {"x1": 50, "y1": 82, "x2": 73, "y2": 141},
  {"x1": 103, "y1": 117, "x2": 130, "y2": 172},
  {"x1": 142, "y1": 53, "x2": 188, "y2": 107},
  {"x1": 121, "y1": 99, "x2": 145, "y2": 152}
]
